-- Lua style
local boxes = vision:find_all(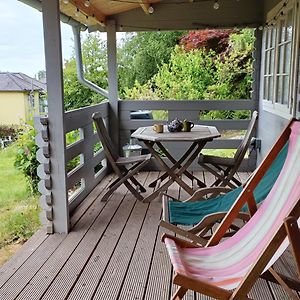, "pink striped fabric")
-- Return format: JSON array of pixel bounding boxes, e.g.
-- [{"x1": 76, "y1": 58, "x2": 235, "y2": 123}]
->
[{"x1": 164, "y1": 122, "x2": 300, "y2": 290}]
